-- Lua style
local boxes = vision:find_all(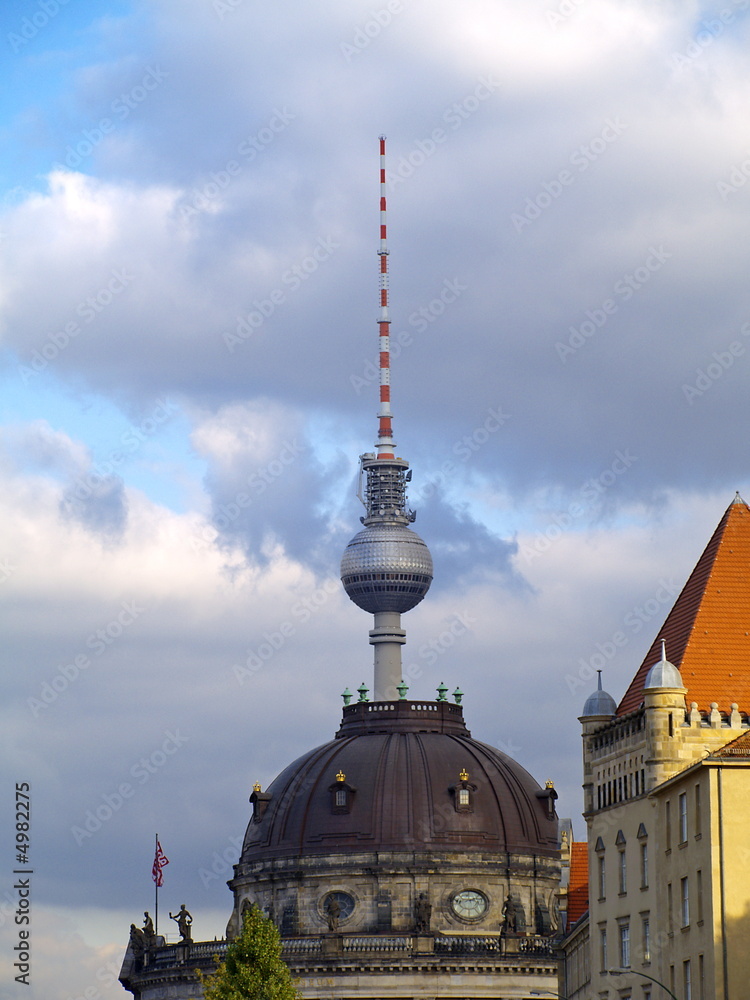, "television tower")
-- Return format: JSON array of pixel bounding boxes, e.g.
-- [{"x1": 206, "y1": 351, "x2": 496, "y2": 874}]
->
[{"x1": 340, "y1": 136, "x2": 433, "y2": 701}]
